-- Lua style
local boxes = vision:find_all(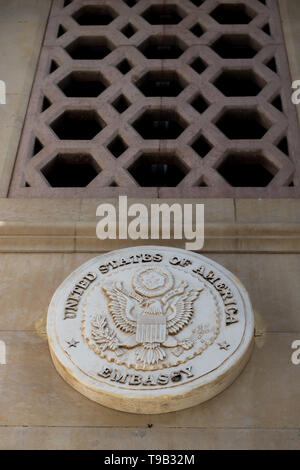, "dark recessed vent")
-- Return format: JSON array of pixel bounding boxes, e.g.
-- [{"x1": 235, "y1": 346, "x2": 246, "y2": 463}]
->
[
  {"x1": 112, "y1": 95, "x2": 131, "y2": 113},
  {"x1": 214, "y1": 70, "x2": 264, "y2": 96},
  {"x1": 50, "y1": 60, "x2": 59, "y2": 74},
  {"x1": 116, "y1": 58, "x2": 132, "y2": 74},
  {"x1": 41, "y1": 153, "x2": 100, "y2": 187},
  {"x1": 136, "y1": 71, "x2": 186, "y2": 97},
  {"x1": 121, "y1": 23, "x2": 136, "y2": 38},
  {"x1": 58, "y1": 71, "x2": 108, "y2": 97},
  {"x1": 190, "y1": 0, "x2": 204, "y2": 6},
  {"x1": 142, "y1": 5, "x2": 185, "y2": 25},
  {"x1": 73, "y1": 6, "x2": 117, "y2": 25},
  {"x1": 277, "y1": 137, "x2": 289, "y2": 156},
  {"x1": 191, "y1": 94, "x2": 209, "y2": 114},
  {"x1": 216, "y1": 110, "x2": 269, "y2": 140},
  {"x1": 33, "y1": 138, "x2": 44, "y2": 157},
  {"x1": 212, "y1": 34, "x2": 260, "y2": 58},
  {"x1": 218, "y1": 153, "x2": 275, "y2": 187},
  {"x1": 129, "y1": 154, "x2": 187, "y2": 186},
  {"x1": 66, "y1": 37, "x2": 114, "y2": 60},
  {"x1": 64, "y1": 0, "x2": 73, "y2": 8},
  {"x1": 191, "y1": 135, "x2": 212, "y2": 157},
  {"x1": 57, "y1": 25, "x2": 67, "y2": 38},
  {"x1": 262, "y1": 23, "x2": 271, "y2": 35},
  {"x1": 42, "y1": 96, "x2": 52, "y2": 112},
  {"x1": 139, "y1": 36, "x2": 186, "y2": 59},
  {"x1": 190, "y1": 57, "x2": 207, "y2": 74},
  {"x1": 123, "y1": 0, "x2": 137, "y2": 7},
  {"x1": 133, "y1": 110, "x2": 187, "y2": 140},
  {"x1": 211, "y1": 3, "x2": 255, "y2": 24},
  {"x1": 272, "y1": 95, "x2": 283, "y2": 112},
  {"x1": 266, "y1": 57, "x2": 277, "y2": 73},
  {"x1": 190, "y1": 24, "x2": 204, "y2": 38},
  {"x1": 107, "y1": 135, "x2": 128, "y2": 158},
  {"x1": 50, "y1": 110, "x2": 104, "y2": 140}
]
